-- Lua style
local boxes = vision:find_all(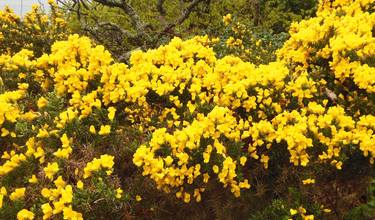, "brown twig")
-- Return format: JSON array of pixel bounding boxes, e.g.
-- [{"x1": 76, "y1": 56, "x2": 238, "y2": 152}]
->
[
  {"x1": 157, "y1": 0, "x2": 166, "y2": 16},
  {"x1": 92, "y1": 0, "x2": 147, "y2": 32},
  {"x1": 161, "y1": 0, "x2": 203, "y2": 34}
]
